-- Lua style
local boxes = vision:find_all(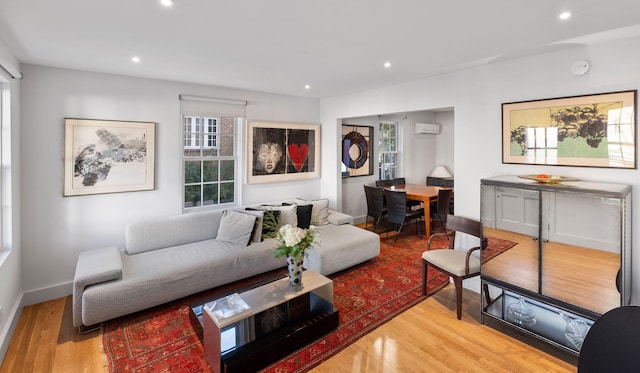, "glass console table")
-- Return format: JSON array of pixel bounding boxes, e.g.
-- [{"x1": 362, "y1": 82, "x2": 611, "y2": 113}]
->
[{"x1": 480, "y1": 175, "x2": 631, "y2": 355}]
